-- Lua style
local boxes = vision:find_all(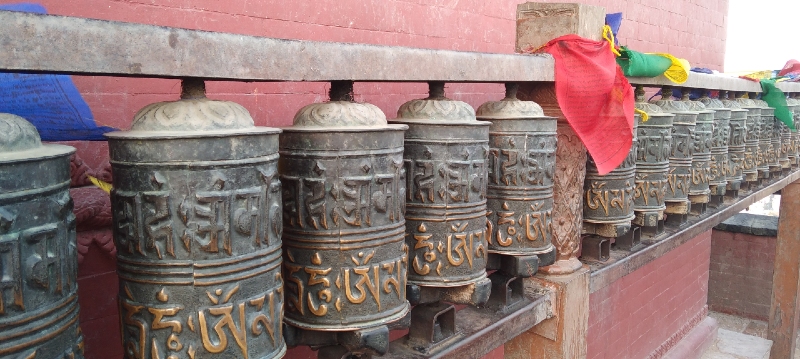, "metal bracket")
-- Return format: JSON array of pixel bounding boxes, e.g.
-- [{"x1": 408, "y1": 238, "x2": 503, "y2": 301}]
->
[
  {"x1": 580, "y1": 236, "x2": 610, "y2": 262},
  {"x1": 406, "y1": 278, "x2": 492, "y2": 306},
  {"x1": 613, "y1": 226, "x2": 641, "y2": 251},
  {"x1": 284, "y1": 324, "x2": 391, "y2": 358},
  {"x1": 665, "y1": 212, "x2": 688, "y2": 227},
  {"x1": 403, "y1": 302, "x2": 460, "y2": 355},
  {"x1": 485, "y1": 253, "x2": 539, "y2": 278},
  {"x1": 486, "y1": 272, "x2": 526, "y2": 313},
  {"x1": 690, "y1": 202, "x2": 708, "y2": 215},
  {"x1": 709, "y1": 194, "x2": 724, "y2": 208}
]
